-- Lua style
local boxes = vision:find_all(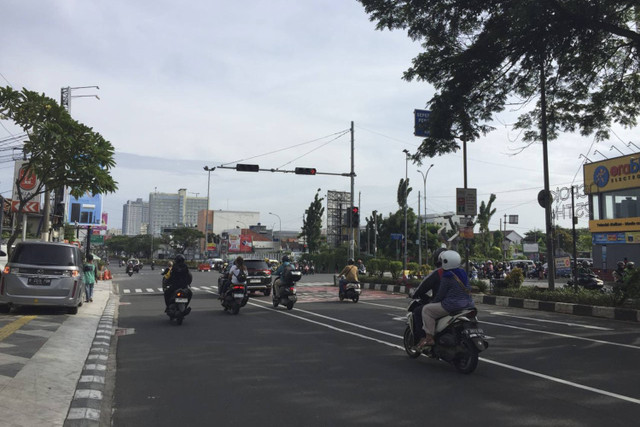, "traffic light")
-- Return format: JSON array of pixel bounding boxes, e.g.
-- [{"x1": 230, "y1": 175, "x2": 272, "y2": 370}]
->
[
  {"x1": 294, "y1": 167, "x2": 317, "y2": 175},
  {"x1": 236, "y1": 164, "x2": 260, "y2": 172},
  {"x1": 351, "y1": 206, "x2": 359, "y2": 226}
]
